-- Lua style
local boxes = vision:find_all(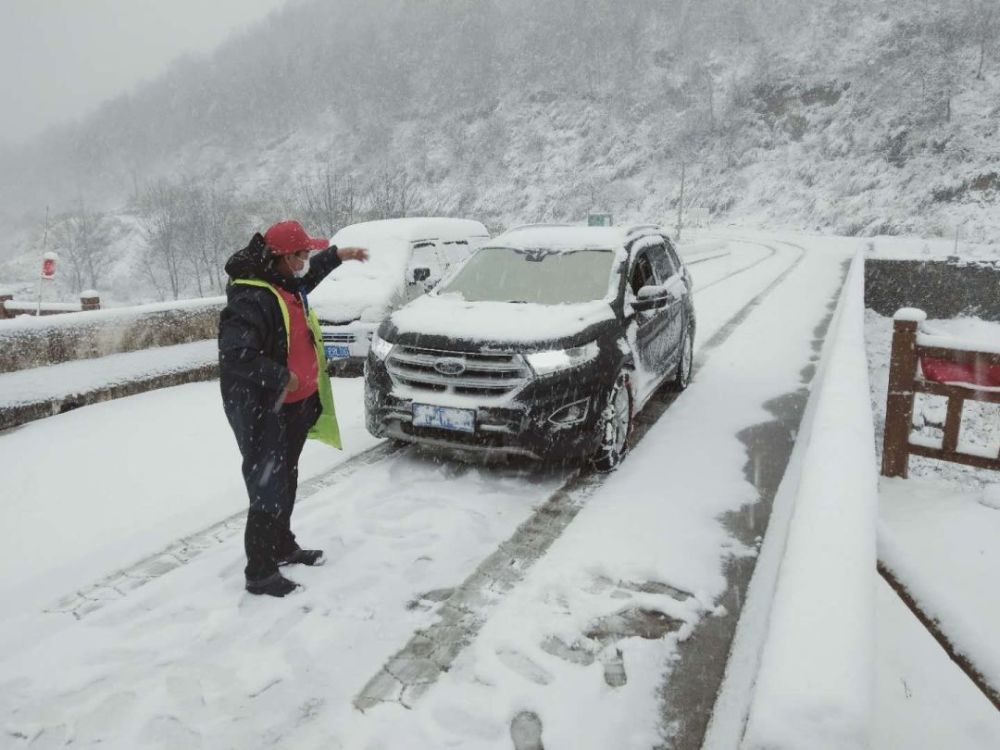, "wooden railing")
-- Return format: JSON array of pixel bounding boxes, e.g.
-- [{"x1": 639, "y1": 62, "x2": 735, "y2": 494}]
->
[{"x1": 882, "y1": 308, "x2": 1000, "y2": 478}]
